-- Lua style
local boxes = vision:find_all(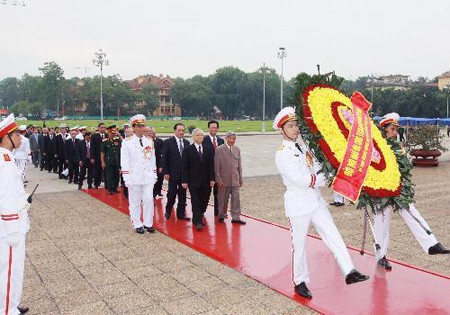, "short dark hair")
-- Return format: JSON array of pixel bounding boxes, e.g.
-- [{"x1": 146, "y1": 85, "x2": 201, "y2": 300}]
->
[
  {"x1": 98, "y1": 122, "x2": 105, "y2": 128},
  {"x1": 173, "y1": 123, "x2": 185, "y2": 130},
  {"x1": 85, "y1": 132, "x2": 92, "y2": 137},
  {"x1": 208, "y1": 120, "x2": 219, "y2": 128}
]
